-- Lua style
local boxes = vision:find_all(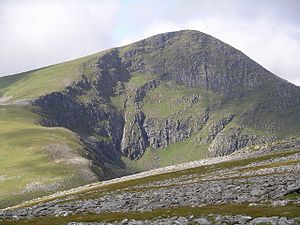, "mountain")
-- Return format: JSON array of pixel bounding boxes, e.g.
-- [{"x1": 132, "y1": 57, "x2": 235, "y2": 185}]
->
[{"x1": 0, "y1": 30, "x2": 300, "y2": 210}]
